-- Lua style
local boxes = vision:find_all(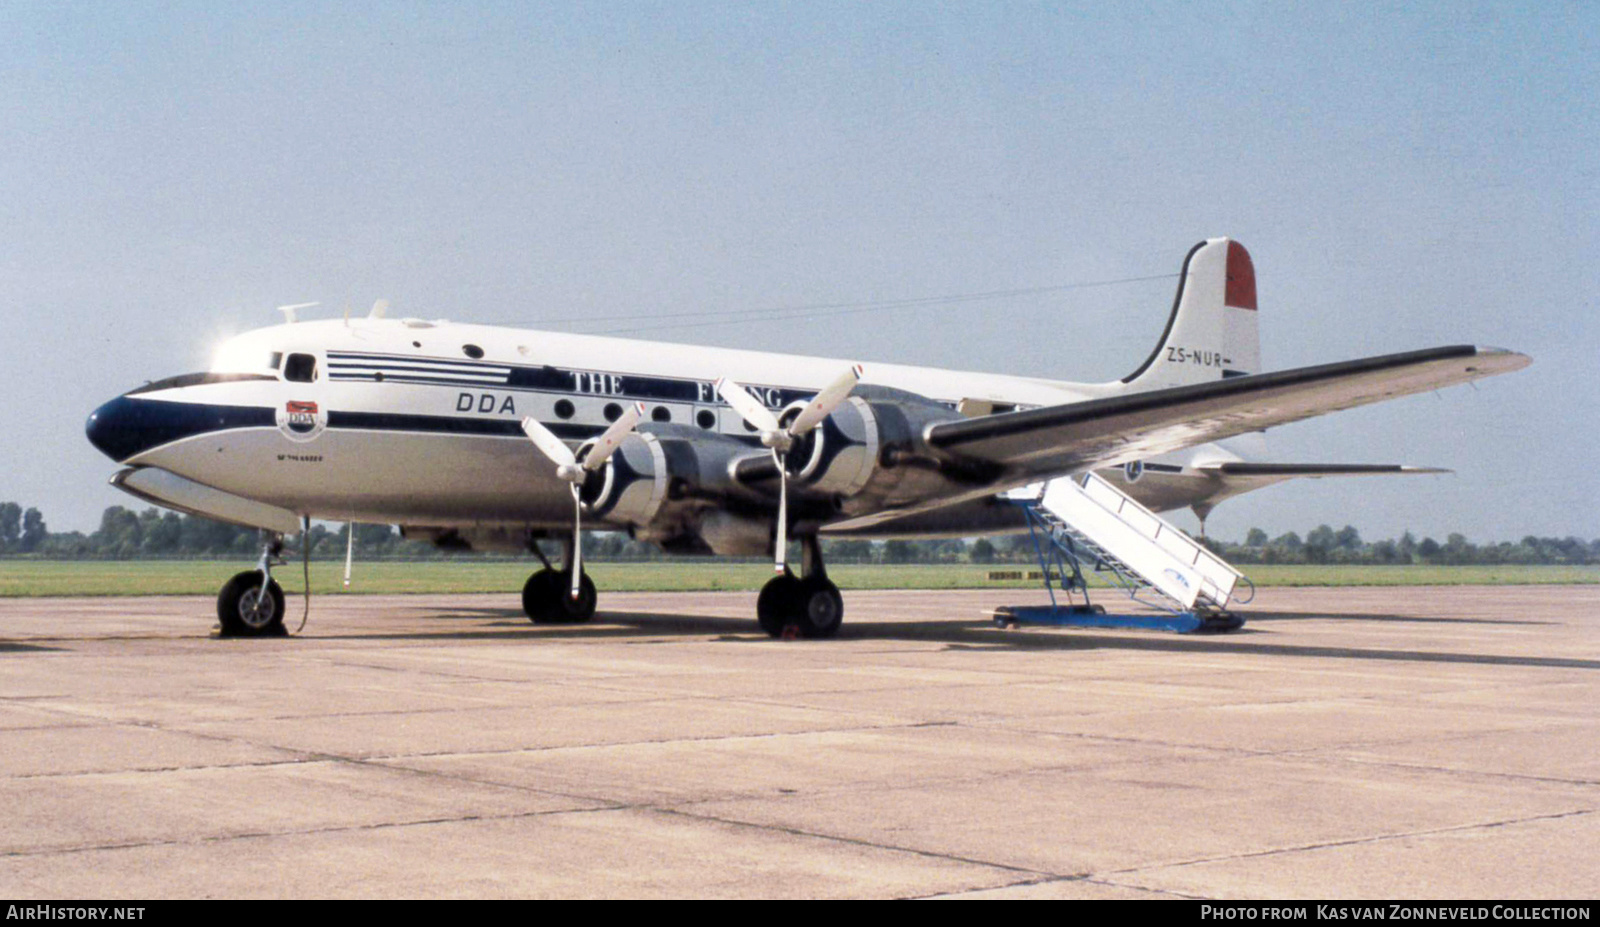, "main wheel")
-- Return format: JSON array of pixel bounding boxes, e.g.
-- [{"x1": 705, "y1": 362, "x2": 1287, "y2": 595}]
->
[
  {"x1": 756, "y1": 572, "x2": 803, "y2": 637},
  {"x1": 521, "y1": 569, "x2": 556, "y2": 621},
  {"x1": 794, "y1": 576, "x2": 844, "y2": 639},
  {"x1": 523, "y1": 569, "x2": 597, "y2": 624},
  {"x1": 217, "y1": 571, "x2": 286, "y2": 637}
]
